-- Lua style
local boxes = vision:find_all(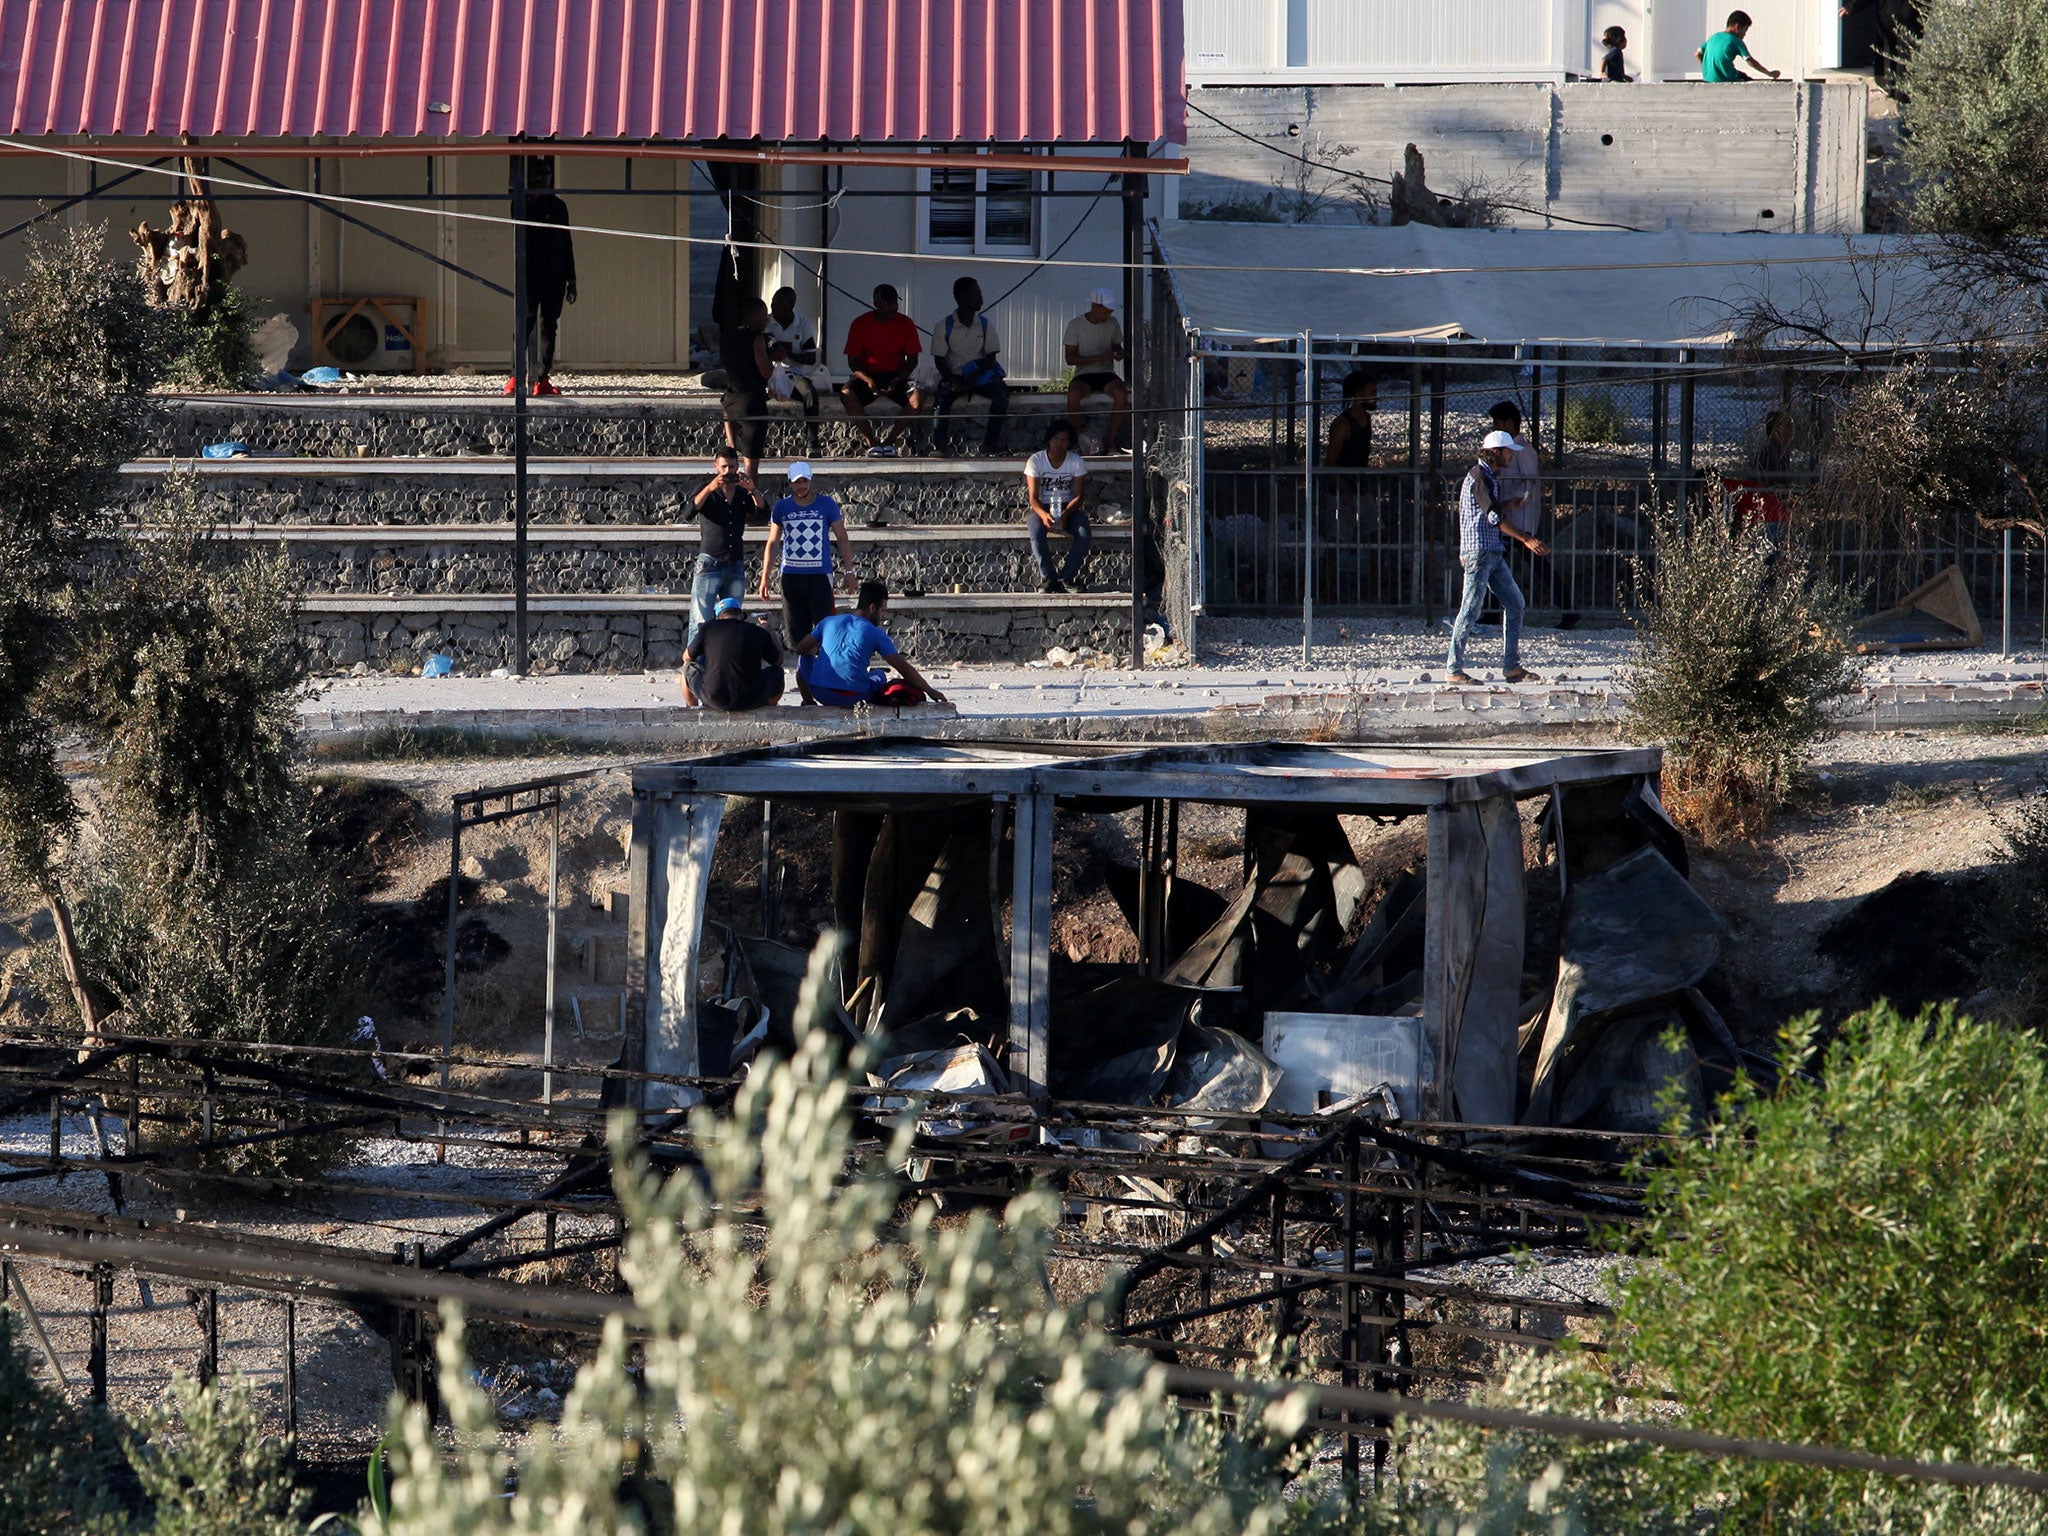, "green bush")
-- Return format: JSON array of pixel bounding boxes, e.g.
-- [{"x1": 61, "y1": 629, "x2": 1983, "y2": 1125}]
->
[
  {"x1": 1561, "y1": 389, "x2": 1629, "y2": 446},
  {"x1": 125, "y1": 1374, "x2": 307, "y2": 1536},
  {"x1": 1622, "y1": 507, "x2": 1861, "y2": 842},
  {"x1": 1621, "y1": 1004, "x2": 2048, "y2": 1527},
  {"x1": 0, "y1": 1310, "x2": 129, "y2": 1532},
  {"x1": 1980, "y1": 784, "x2": 2048, "y2": 1010},
  {"x1": 369, "y1": 942, "x2": 1338, "y2": 1536},
  {"x1": 161, "y1": 284, "x2": 259, "y2": 391}
]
